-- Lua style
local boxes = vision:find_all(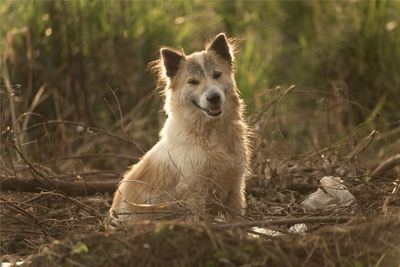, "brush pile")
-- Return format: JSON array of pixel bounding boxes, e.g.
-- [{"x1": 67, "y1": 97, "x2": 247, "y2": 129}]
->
[{"x1": 1, "y1": 113, "x2": 399, "y2": 266}]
